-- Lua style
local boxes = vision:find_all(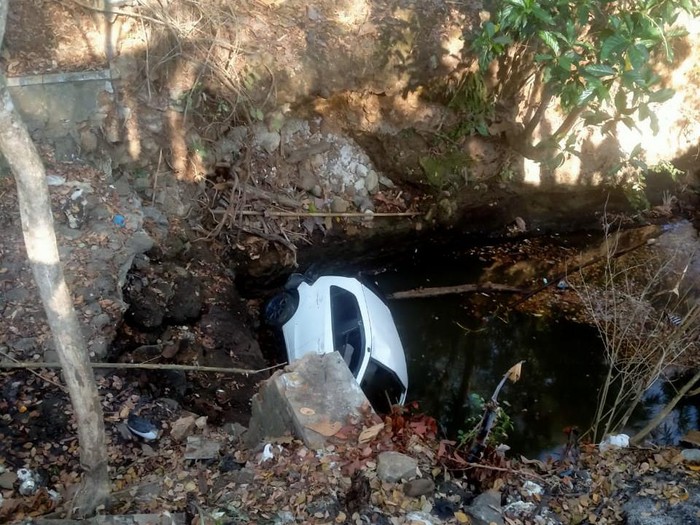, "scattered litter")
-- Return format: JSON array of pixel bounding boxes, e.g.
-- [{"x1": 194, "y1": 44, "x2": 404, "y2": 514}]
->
[
  {"x1": 62, "y1": 189, "x2": 88, "y2": 228},
  {"x1": 599, "y1": 433, "x2": 630, "y2": 452},
  {"x1": 127, "y1": 413, "x2": 159, "y2": 441},
  {"x1": 16, "y1": 468, "x2": 33, "y2": 482},
  {"x1": 47, "y1": 489, "x2": 62, "y2": 503},
  {"x1": 46, "y1": 174, "x2": 66, "y2": 186},
  {"x1": 17, "y1": 468, "x2": 37, "y2": 496},
  {"x1": 113, "y1": 214, "x2": 126, "y2": 227},
  {"x1": 522, "y1": 480, "x2": 544, "y2": 497},
  {"x1": 259, "y1": 443, "x2": 275, "y2": 464},
  {"x1": 557, "y1": 279, "x2": 569, "y2": 290}
]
